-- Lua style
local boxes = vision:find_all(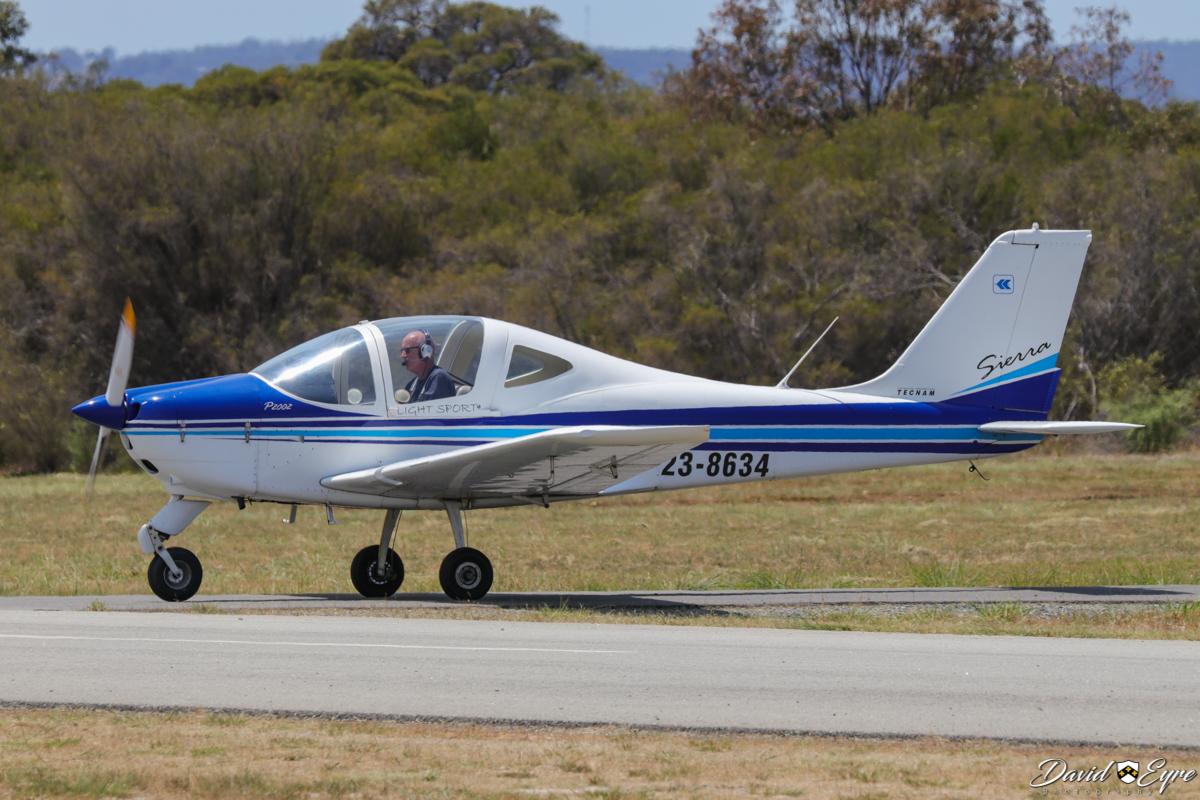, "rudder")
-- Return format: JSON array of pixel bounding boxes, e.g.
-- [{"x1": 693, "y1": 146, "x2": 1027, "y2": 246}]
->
[{"x1": 840, "y1": 227, "x2": 1092, "y2": 411}]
